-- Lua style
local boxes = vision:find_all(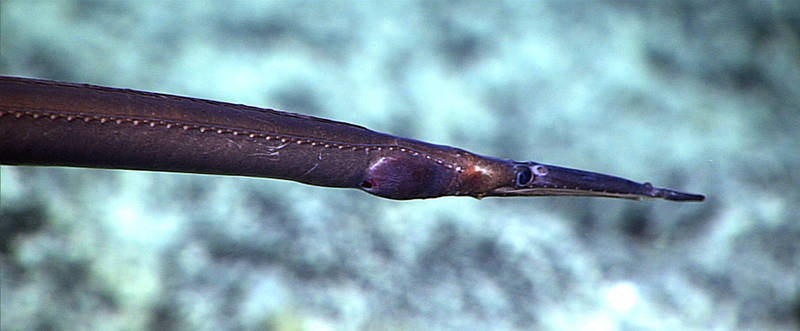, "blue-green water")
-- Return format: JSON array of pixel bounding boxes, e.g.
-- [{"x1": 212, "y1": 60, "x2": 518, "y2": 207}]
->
[{"x1": 1, "y1": 1, "x2": 798, "y2": 330}]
